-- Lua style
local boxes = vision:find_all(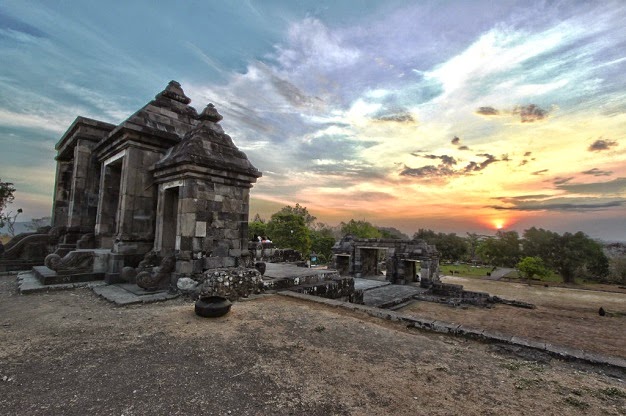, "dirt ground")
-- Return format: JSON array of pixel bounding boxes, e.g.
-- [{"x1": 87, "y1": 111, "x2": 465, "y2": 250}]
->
[
  {"x1": 1, "y1": 274, "x2": 625, "y2": 415},
  {"x1": 399, "y1": 276, "x2": 626, "y2": 359}
]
